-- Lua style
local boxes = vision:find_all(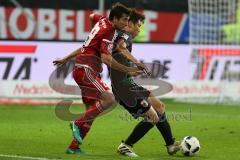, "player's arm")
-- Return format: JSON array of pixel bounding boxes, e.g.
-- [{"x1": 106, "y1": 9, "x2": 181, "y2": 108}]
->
[
  {"x1": 53, "y1": 12, "x2": 101, "y2": 66},
  {"x1": 101, "y1": 53, "x2": 143, "y2": 76},
  {"x1": 116, "y1": 39, "x2": 140, "y2": 64},
  {"x1": 53, "y1": 48, "x2": 81, "y2": 66},
  {"x1": 100, "y1": 29, "x2": 142, "y2": 76},
  {"x1": 116, "y1": 39, "x2": 151, "y2": 75}
]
